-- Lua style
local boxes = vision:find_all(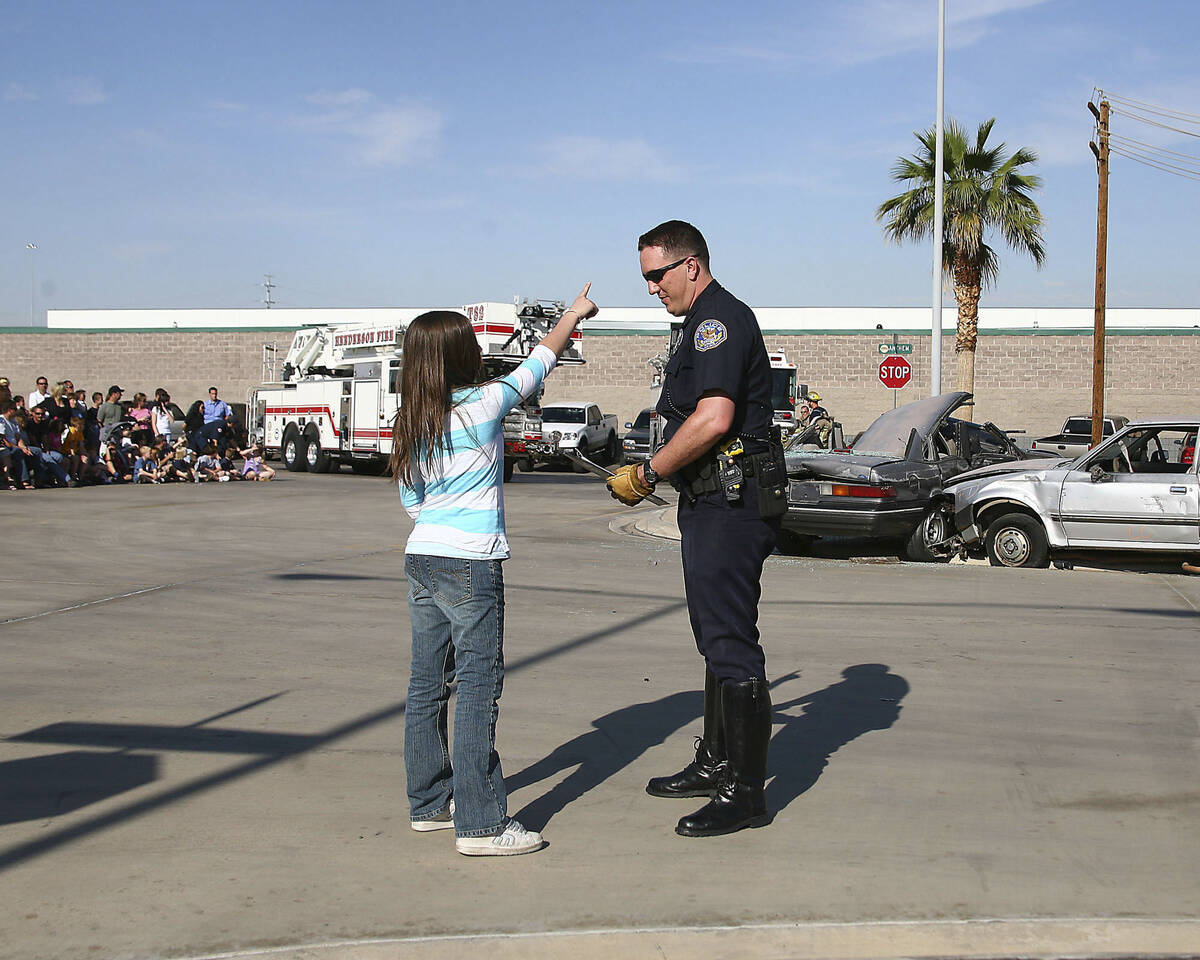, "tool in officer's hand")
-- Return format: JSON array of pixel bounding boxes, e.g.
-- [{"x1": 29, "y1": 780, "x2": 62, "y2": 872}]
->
[
  {"x1": 603, "y1": 459, "x2": 665, "y2": 506},
  {"x1": 526, "y1": 437, "x2": 665, "y2": 505}
]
